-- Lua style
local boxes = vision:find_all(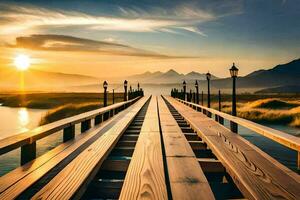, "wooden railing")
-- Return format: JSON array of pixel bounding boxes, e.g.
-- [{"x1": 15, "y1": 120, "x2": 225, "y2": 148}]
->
[
  {"x1": 176, "y1": 98, "x2": 300, "y2": 170},
  {"x1": 0, "y1": 97, "x2": 141, "y2": 165}
]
